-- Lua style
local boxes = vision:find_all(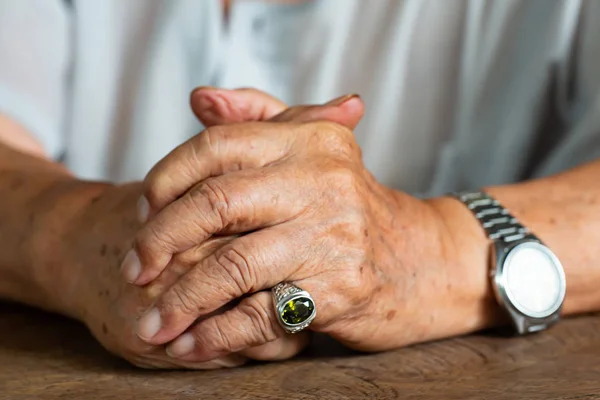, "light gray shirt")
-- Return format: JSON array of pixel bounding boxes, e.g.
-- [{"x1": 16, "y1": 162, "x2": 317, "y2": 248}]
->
[{"x1": 1, "y1": 0, "x2": 599, "y2": 196}]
